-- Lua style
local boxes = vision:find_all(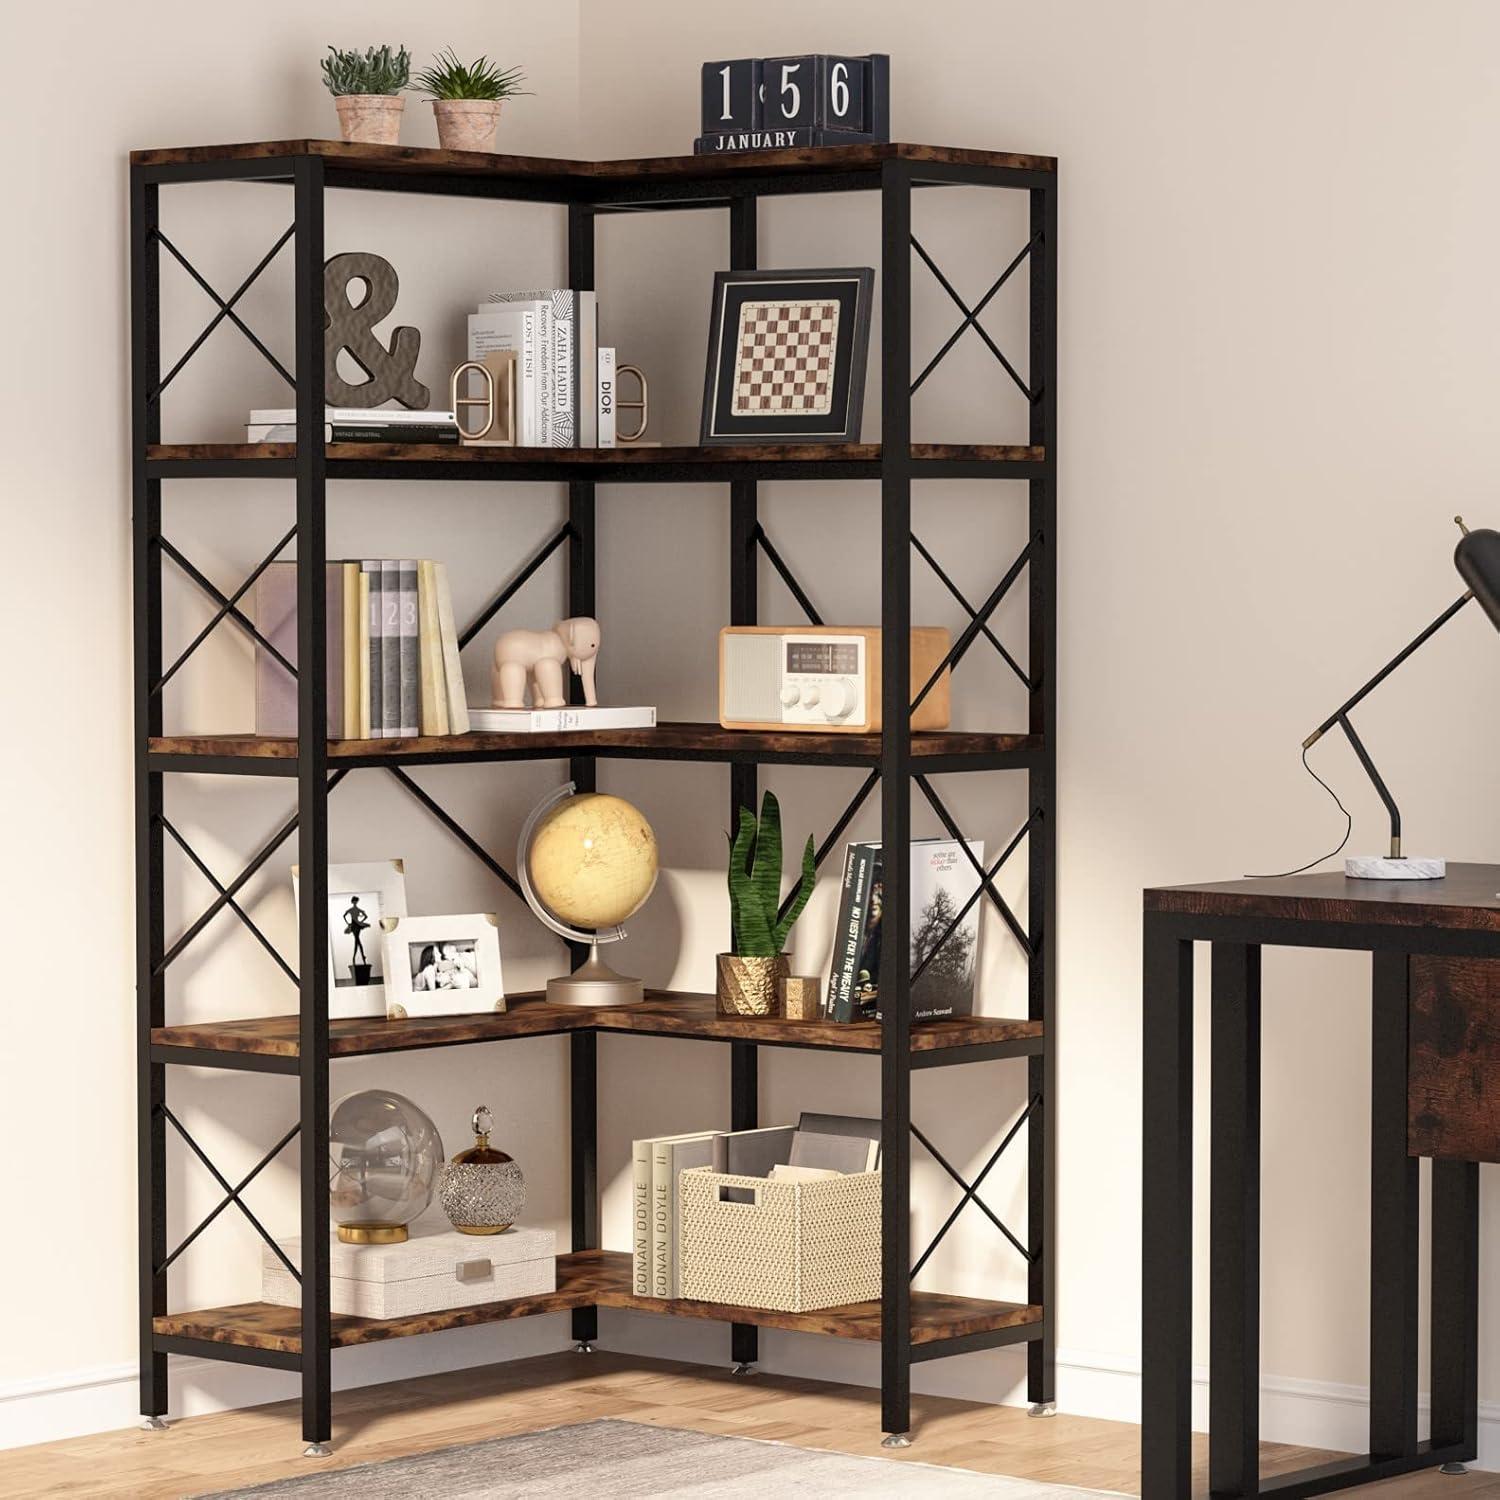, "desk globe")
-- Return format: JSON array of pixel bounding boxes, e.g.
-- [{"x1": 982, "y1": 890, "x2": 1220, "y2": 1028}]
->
[{"x1": 518, "y1": 782, "x2": 658, "y2": 1006}]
